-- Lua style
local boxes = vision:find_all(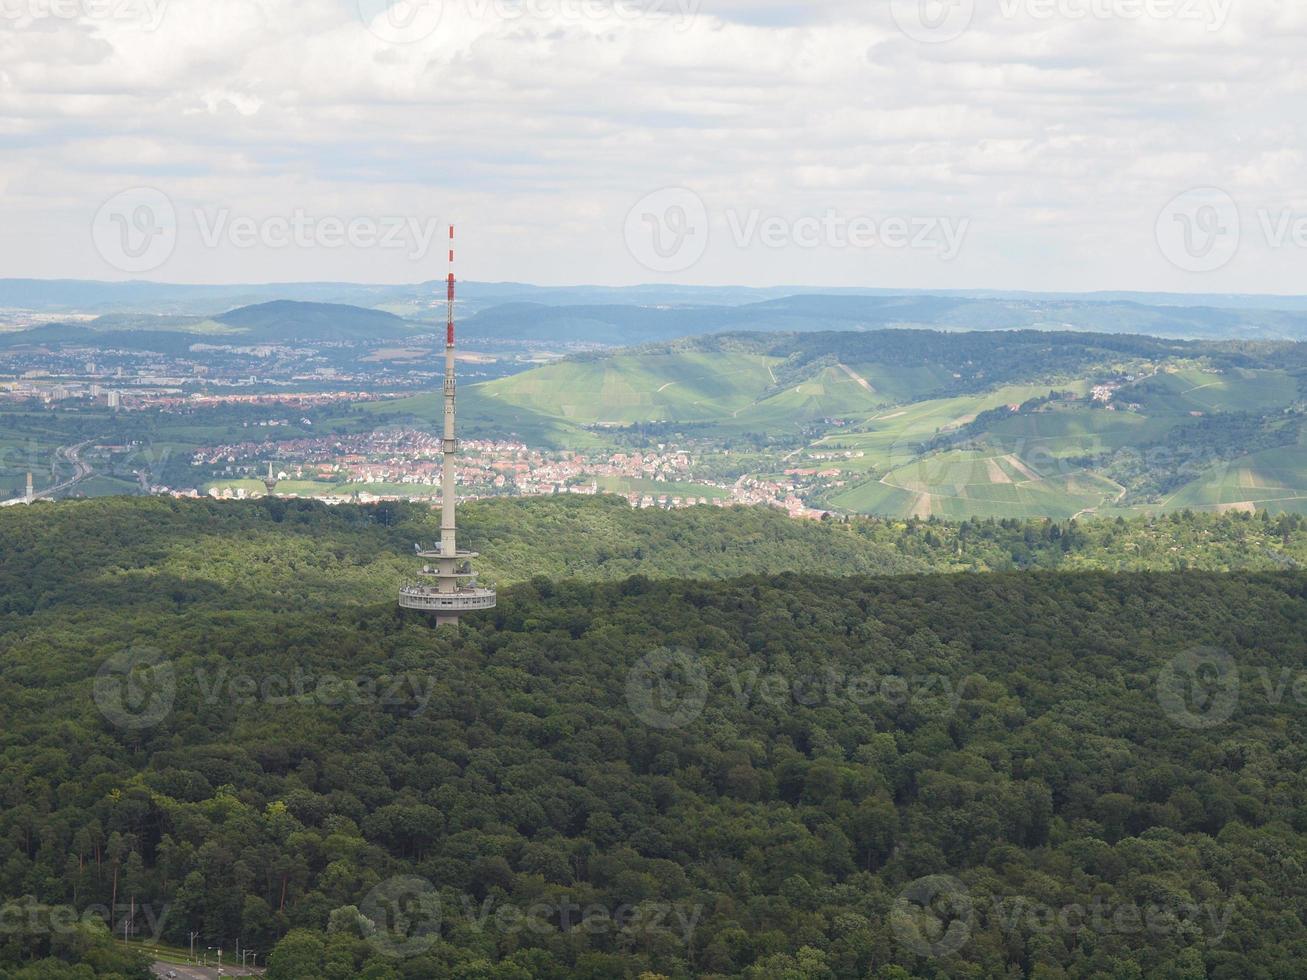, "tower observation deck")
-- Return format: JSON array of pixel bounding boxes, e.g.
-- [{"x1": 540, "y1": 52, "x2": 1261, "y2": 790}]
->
[{"x1": 399, "y1": 226, "x2": 497, "y2": 627}]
